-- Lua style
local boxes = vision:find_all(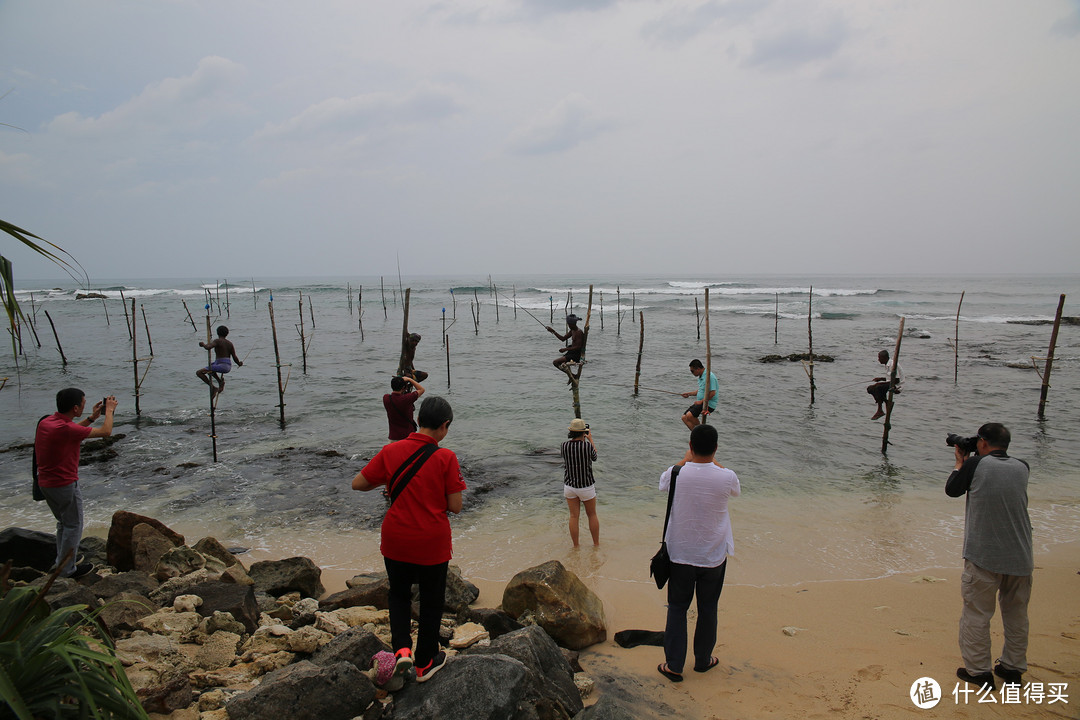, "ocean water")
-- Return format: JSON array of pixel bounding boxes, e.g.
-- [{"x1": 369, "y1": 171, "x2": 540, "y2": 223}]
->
[{"x1": 2, "y1": 274, "x2": 1078, "y2": 587}]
